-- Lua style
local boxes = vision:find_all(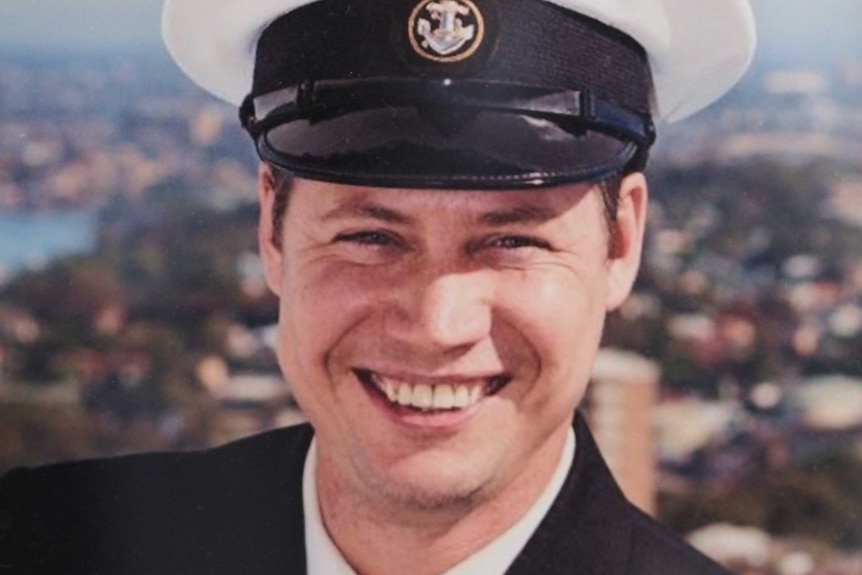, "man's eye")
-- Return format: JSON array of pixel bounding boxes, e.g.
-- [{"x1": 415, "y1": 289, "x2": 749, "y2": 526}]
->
[
  {"x1": 335, "y1": 230, "x2": 399, "y2": 247},
  {"x1": 491, "y1": 235, "x2": 551, "y2": 250}
]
